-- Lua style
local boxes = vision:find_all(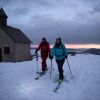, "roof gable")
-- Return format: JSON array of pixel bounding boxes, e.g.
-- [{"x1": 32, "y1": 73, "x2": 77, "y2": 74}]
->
[
  {"x1": 0, "y1": 25, "x2": 32, "y2": 43},
  {"x1": 0, "y1": 8, "x2": 8, "y2": 18}
]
